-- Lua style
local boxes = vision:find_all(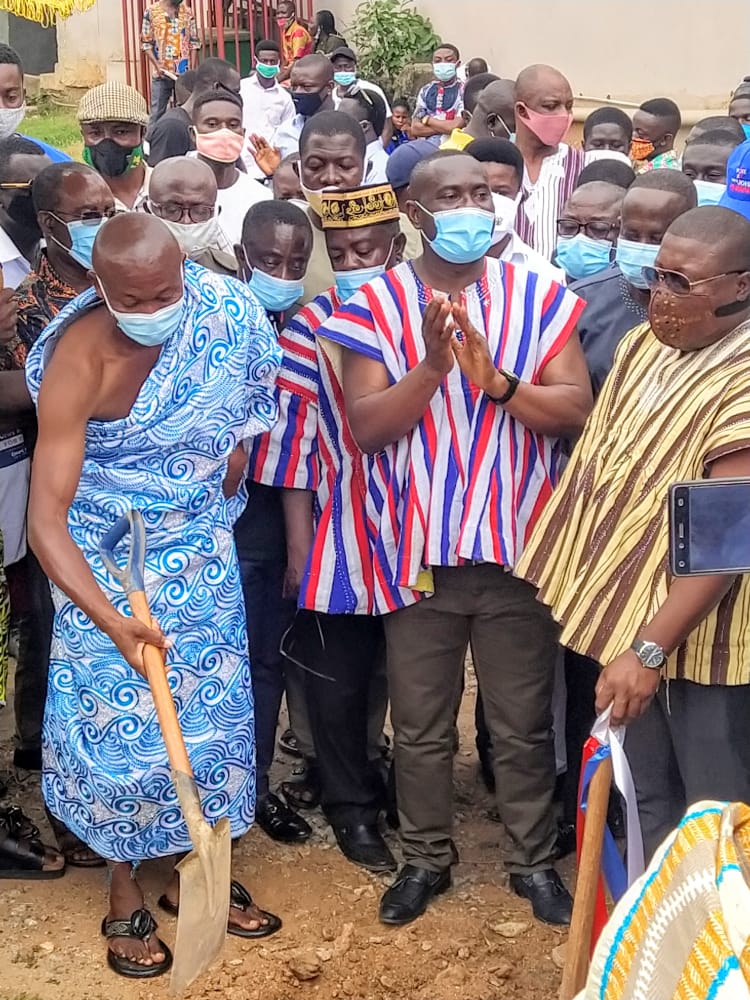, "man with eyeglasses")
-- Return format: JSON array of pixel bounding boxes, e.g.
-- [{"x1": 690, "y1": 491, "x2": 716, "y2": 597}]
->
[
  {"x1": 554, "y1": 180, "x2": 625, "y2": 282},
  {"x1": 0, "y1": 135, "x2": 51, "y2": 290},
  {"x1": 0, "y1": 163, "x2": 116, "y2": 870},
  {"x1": 518, "y1": 205, "x2": 750, "y2": 862},
  {"x1": 146, "y1": 156, "x2": 237, "y2": 276}
]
